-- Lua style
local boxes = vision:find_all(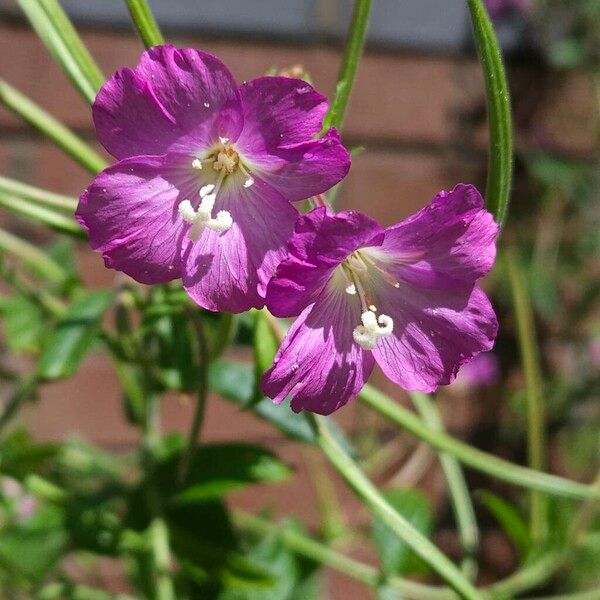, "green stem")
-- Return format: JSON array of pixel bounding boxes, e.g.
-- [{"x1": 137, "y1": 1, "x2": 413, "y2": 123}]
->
[
  {"x1": 178, "y1": 310, "x2": 209, "y2": 483},
  {"x1": 322, "y1": 0, "x2": 372, "y2": 132},
  {"x1": 0, "y1": 191, "x2": 85, "y2": 238},
  {"x1": 16, "y1": 0, "x2": 103, "y2": 103},
  {"x1": 37, "y1": 0, "x2": 105, "y2": 91},
  {"x1": 124, "y1": 0, "x2": 165, "y2": 48},
  {"x1": 411, "y1": 392, "x2": 479, "y2": 580},
  {"x1": 523, "y1": 590, "x2": 600, "y2": 600},
  {"x1": 142, "y1": 395, "x2": 175, "y2": 600},
  {"x1": 0, "y1": 79, "x2": 107, "y2": 174},
  {"x1": 0, "y1": 176, "x2": 77, "y2": 213},
  {"x1": 0, "y1": 228, "x2": 67, "y2": 284},
  {"x1": 148, "y1": 517, "x2": 176, "y2": 600},
  {"x1": 466, "y1": 0, "x2": 513, "y2": 225},
  {"x1": 505, "y1": 249, "x2": 548, "y2": 543},
  {"x1": 234, "y1": 510, "x2": 449, "y2": 600},
  {"x1": 358, "y1": 384, "x2": 597, "y2": 501},
  {"x1": 308, "y1": 414, "x2": 483, "y2": 600}
]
